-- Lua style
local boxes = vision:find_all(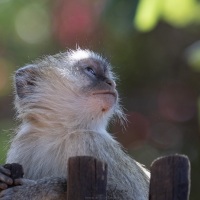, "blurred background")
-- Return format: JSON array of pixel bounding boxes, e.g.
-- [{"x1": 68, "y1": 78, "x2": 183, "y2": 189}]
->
[{"x1": 0, "y1": 0, "x2": 200, "y2": 198}]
